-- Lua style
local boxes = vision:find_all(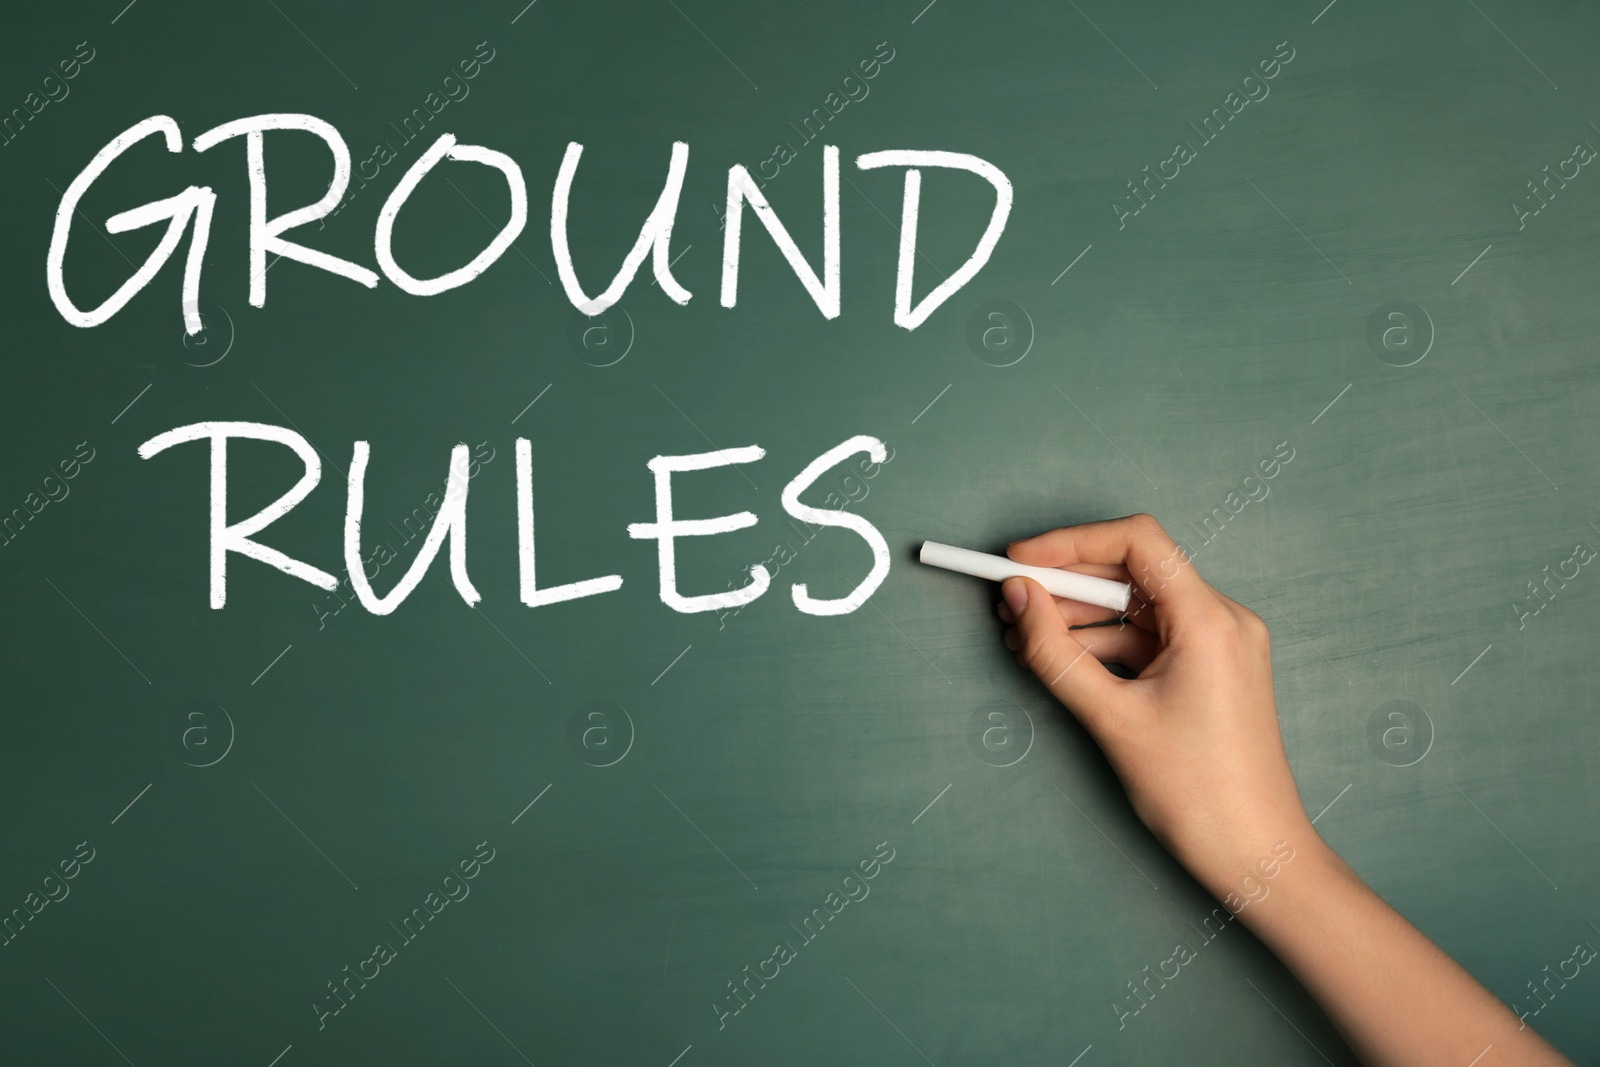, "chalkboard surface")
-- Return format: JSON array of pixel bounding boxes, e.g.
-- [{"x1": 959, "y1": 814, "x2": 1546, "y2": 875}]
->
[{"x1": 3, "y1": 1, "x2": 1598, "y2": 1064}]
